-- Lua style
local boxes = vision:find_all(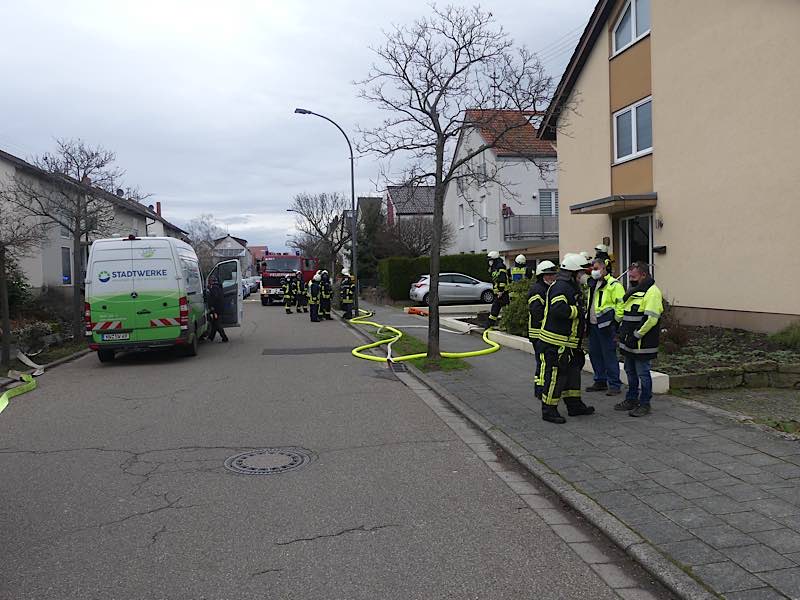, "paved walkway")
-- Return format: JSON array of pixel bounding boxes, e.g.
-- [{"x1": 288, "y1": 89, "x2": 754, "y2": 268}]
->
[{"x1": 360, "y1": 303, "x2": 800, "y2": 600}]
